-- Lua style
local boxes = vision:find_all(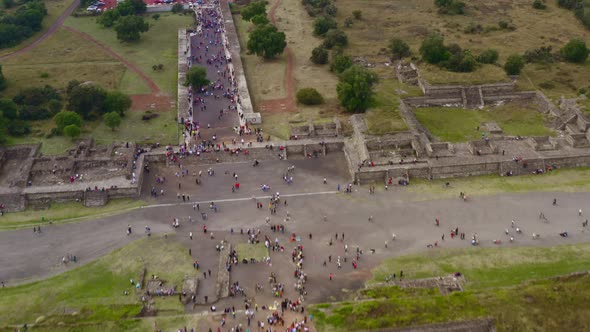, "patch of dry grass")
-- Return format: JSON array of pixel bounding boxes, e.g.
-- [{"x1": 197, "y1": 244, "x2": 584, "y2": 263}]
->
[{"x1": 335, "y1": 0, "x2": 590, "y2": 96}]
